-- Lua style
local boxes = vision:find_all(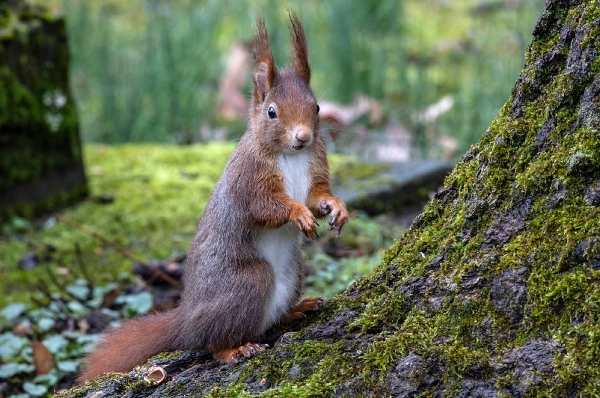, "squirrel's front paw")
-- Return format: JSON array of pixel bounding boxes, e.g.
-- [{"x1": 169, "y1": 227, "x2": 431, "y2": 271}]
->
[
  {"x1": 319, "y1": 198, "x2": 349, "y2": 235},
  {"x1": 290, "y1": 205, "x2": 317, "y2": 238}
]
